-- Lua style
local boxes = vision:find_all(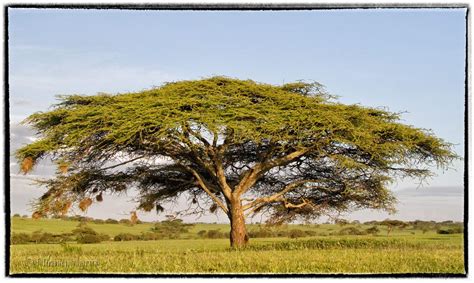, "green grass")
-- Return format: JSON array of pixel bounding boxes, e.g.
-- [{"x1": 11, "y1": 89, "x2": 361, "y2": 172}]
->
[
  {"x1": 11, "y1": 217, "x2": 155, "y2": 236},
  {"x1": 11, "y1": 217, "x2": 439, "y2": 238},
  {"x1": 9, "y1": 218, "x2": 465, "y2": 274},
  {"x1": 10, "y1": 235, "x2": 464, "y2": 274}
]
